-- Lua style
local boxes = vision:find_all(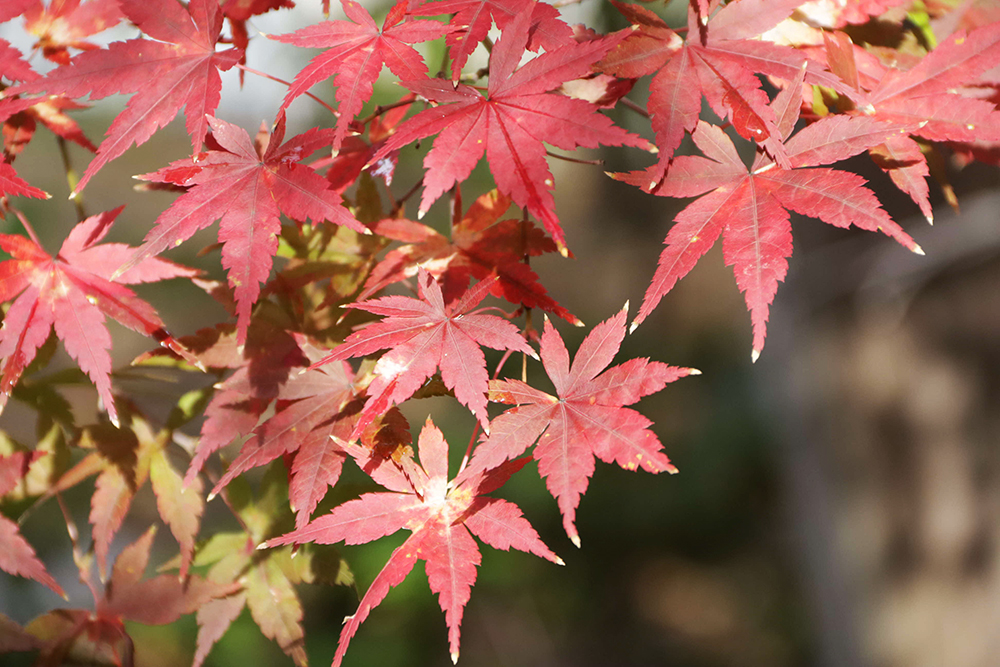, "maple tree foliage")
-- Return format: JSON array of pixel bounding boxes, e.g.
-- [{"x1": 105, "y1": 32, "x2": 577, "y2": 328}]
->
[{"x1": 0, "y1": 0, "x2": 997, "y2": 666}]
